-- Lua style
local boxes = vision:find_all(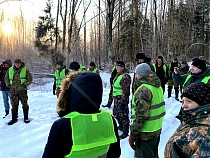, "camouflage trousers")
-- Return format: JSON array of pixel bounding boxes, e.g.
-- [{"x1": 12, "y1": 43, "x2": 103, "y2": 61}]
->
[
  {"x1": 113, "y1": 96, "x2": 129, "y2": 125},
  {"x1": 168, "y1": 79, "x2": 179, "y2": 87},
  {"x1": 11, "y1": 90, "x2": 29, "y2": 110}
]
